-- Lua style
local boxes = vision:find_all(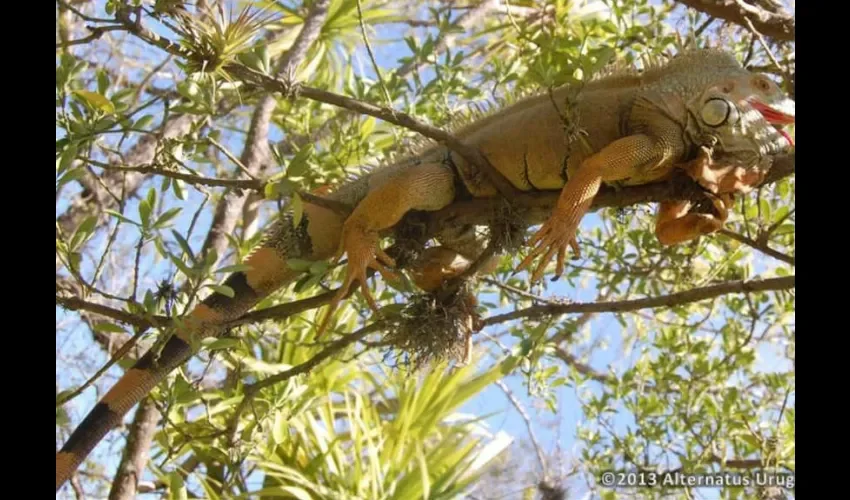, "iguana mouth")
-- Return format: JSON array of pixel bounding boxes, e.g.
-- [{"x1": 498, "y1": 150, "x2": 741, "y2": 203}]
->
[{"x1": 747, "y1": 98, "x2": 794, "y2": 146}]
